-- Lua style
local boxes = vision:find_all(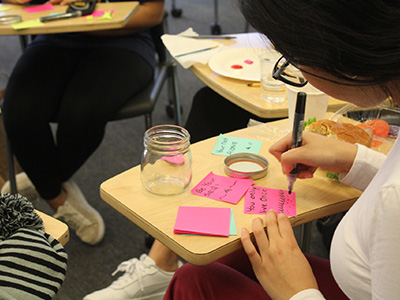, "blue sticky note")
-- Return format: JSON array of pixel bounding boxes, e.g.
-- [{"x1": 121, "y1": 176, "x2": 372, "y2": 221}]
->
[
  {"x1": 211, "y1": 134, "x2": 263, "y2": 156},
  {"x1": 229, "y1": 208, "x2": 237, "y2": 236}
]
